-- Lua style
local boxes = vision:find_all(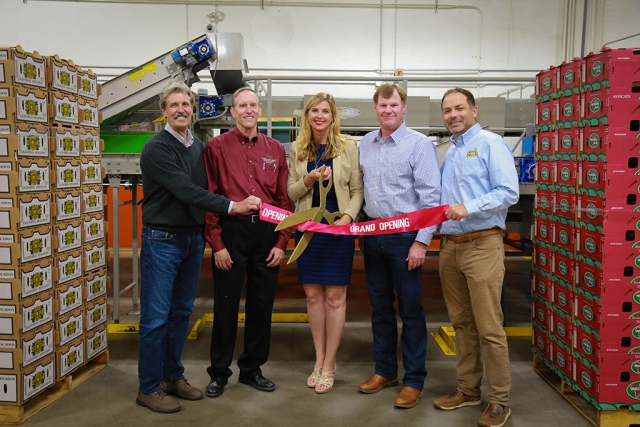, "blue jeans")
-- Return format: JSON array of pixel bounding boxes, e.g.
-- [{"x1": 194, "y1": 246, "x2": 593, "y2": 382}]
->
[
  {"x1": 363, "y1": 232, "x2": 428, "y2": 390},
  {"x1": 138, "y1": 226, "x2": 205, "y2": 394}
]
